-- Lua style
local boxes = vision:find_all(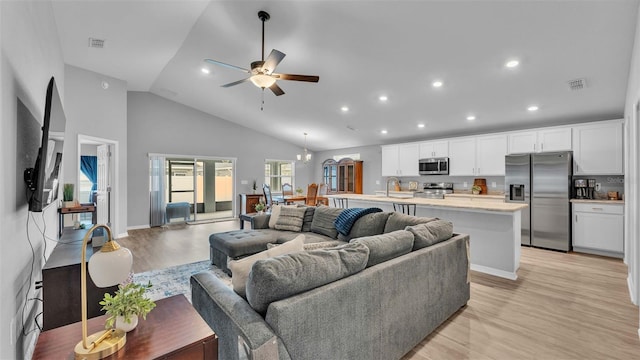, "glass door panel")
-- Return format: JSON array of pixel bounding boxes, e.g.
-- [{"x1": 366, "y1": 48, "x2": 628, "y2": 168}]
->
[
  {"x1": 347, "y1": 165, "x2": 354, "y2": 192},
  {"x1": 167, "y1": 159, "x2": 196, "y2": 222}
]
